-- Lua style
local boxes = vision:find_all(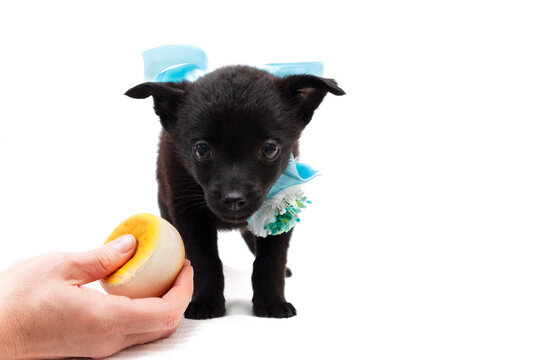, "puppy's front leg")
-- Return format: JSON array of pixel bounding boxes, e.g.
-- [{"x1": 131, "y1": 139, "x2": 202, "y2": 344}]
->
[
  {"x1": 176, "y1": 211, "x2": 225, "y2": 319},
  {"x1": 252, "y1": 230, "x2": 297, "y2": 318}
]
